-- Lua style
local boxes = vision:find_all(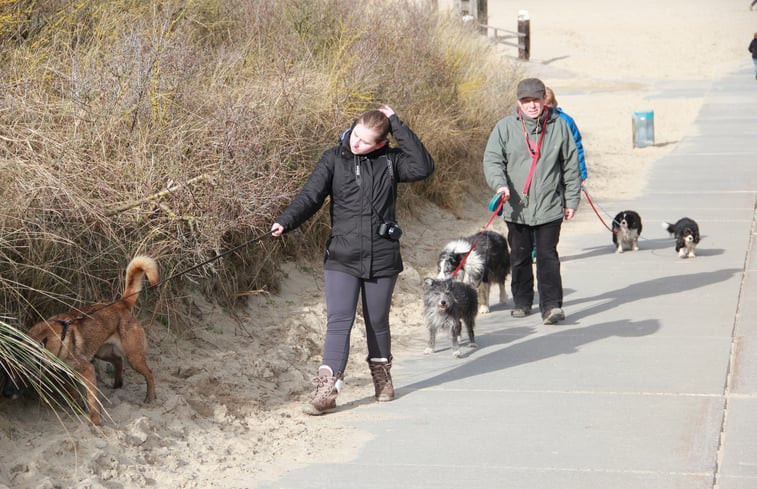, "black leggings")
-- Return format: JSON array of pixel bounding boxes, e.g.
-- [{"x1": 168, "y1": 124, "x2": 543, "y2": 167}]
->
[{"x1": 322, "y1": 270, "x2": 397, "y2": 376}]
